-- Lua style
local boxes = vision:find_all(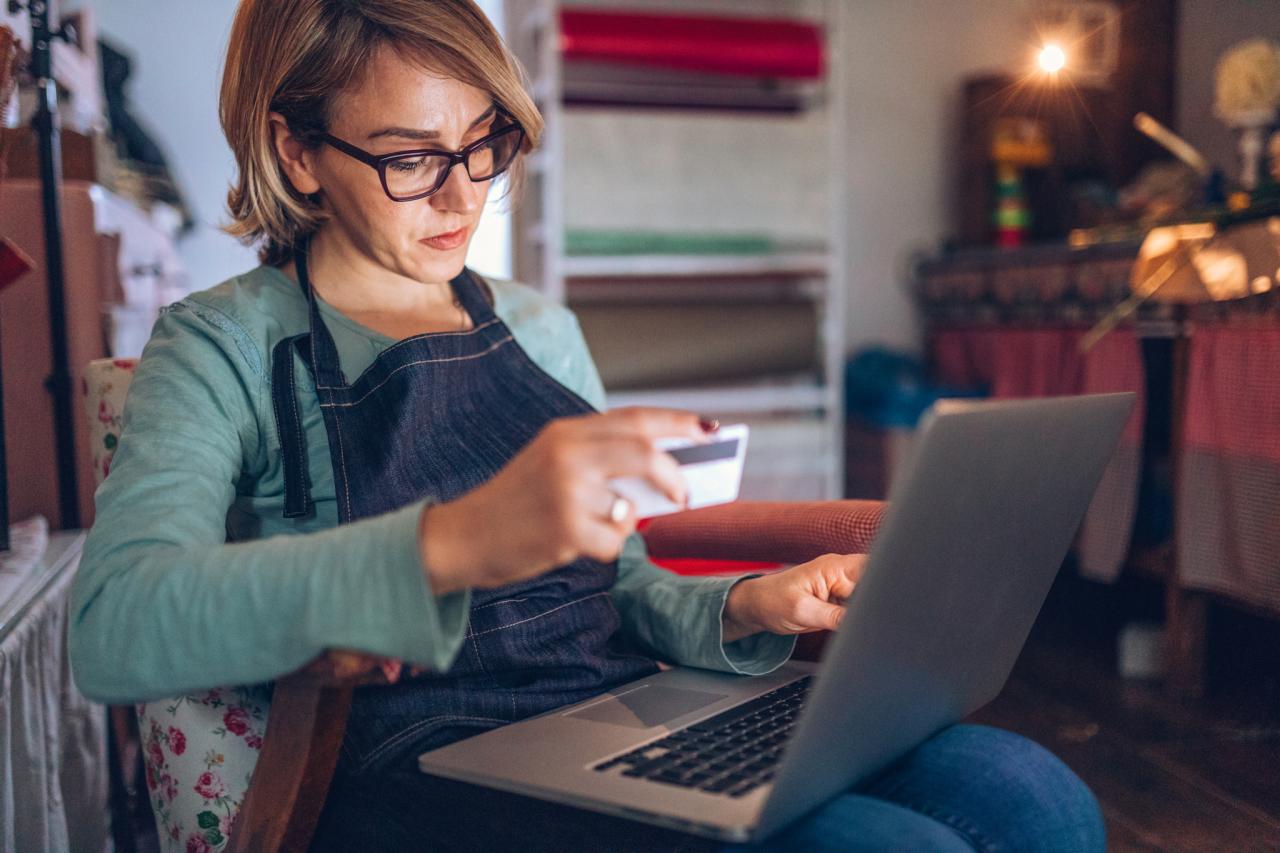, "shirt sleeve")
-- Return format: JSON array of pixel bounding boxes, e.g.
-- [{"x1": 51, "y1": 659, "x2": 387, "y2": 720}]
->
[
  {"x1": 69, "y1": 302, "x2": 472, "y2": 705},
  {"x1": 551, "y1": 310, "x2": 796, "y2": 675}
]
